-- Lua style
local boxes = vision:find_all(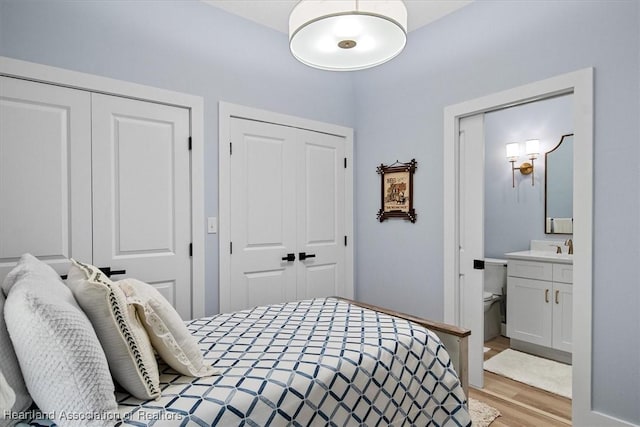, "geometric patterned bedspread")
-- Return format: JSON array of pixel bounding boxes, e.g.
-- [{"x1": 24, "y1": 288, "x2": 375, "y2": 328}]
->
[{"x1": 26, "y1": 297, "x2": 471, "y2": 427}]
